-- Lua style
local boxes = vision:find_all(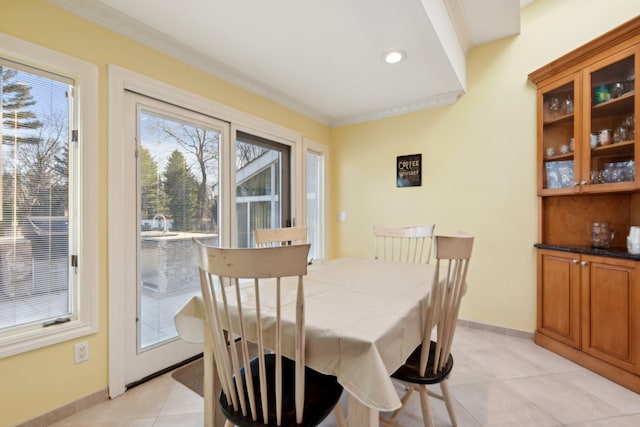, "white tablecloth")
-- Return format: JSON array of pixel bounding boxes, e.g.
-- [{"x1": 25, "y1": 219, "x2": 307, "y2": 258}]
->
[{"x1": 175, "y1": 257, "x2": 435, "y2": 412}]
